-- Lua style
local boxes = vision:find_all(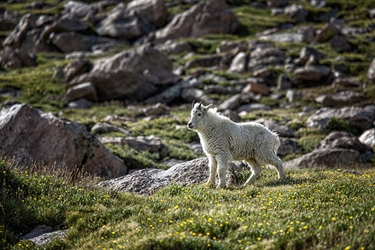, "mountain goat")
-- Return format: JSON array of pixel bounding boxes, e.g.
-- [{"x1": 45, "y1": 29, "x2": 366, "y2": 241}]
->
[{"x1": 187, "y1": 101, "x2": 285, "y2": 188}]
